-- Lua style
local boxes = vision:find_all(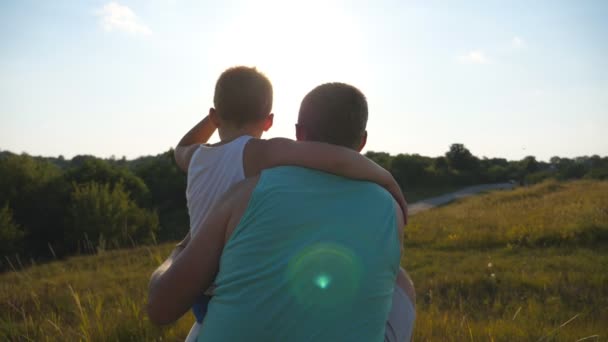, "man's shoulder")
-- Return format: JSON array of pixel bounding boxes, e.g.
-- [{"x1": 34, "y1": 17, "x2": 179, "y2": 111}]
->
[
  {"x1": 221, "y1": 176, "x2": 261, "y2": 206},
  {"x1": 258, "y1": 166, "x2": 393, "y2": 201}
]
